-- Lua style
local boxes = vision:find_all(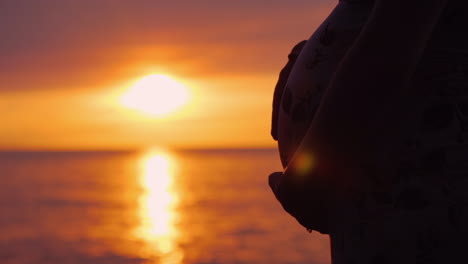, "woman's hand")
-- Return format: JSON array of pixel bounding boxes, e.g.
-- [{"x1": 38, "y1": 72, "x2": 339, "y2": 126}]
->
[
  {"x1": 269, "y1": 0, "x2": 450, "y2": 233},
  {"x1": 285, "y1": 0, "x2": 450, "y2": 191},
  {"x1": 268, "y1": 170, "x2": 332, "y2": 234},
  {"x1": 271, "y1": 40, "x2": 307, "y2": 140}
]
